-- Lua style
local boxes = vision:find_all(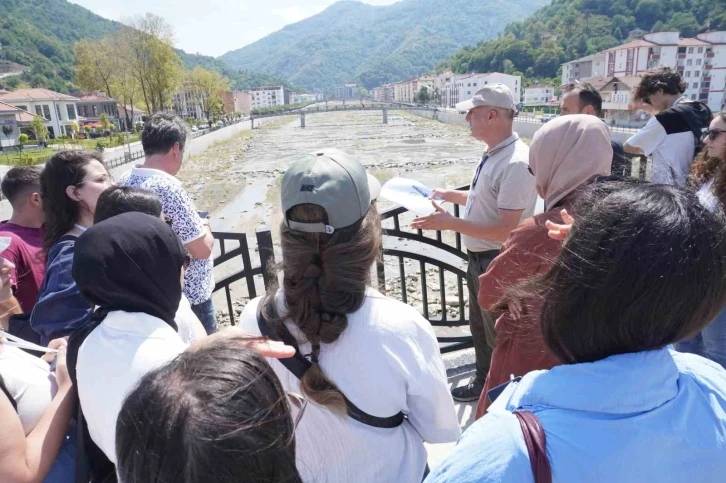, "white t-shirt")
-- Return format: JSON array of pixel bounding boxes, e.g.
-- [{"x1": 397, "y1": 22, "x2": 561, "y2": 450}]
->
[
  {"x1": 697, "y1": 178, "x2": 719, "y2": 212},
  {"x1": 76, "y1": 311, "x2": 187, "y2": 463},
  {"x1": 239, "y1": 289, "x2": 461, "y2": 483},
  {"x1": 0, "y1": 344, "x2": 56, "y2": 434},
  {"x1": 626, "y1": 98, "x2": 696, "y2": 186},
  {"x1": 176, "y1": 294, "x2": 200, "y2": 345}
]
